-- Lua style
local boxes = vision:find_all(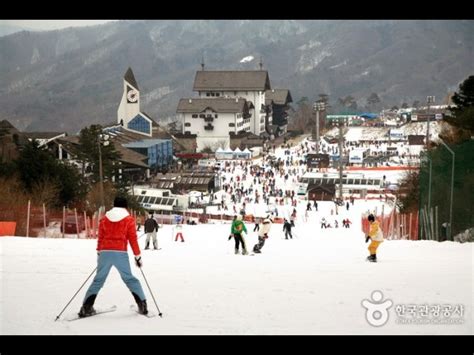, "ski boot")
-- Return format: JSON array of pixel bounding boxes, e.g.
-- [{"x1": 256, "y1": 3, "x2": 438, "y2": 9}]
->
[
  {"x1": 132, "y1": 292, "x2": 148, "y2": 315},
  {"x1": 366, "y1": 254, "x2": 377, "y2": 262},
  {"x1": 78, "y1": 294, "x2": 97, "y2": 318},
  {"x1": 235, "y1": 248, "x2": 239, "y2": 255},
  {"x1": 137, "y1": 300, "x2": 148, "y2": 315}
]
